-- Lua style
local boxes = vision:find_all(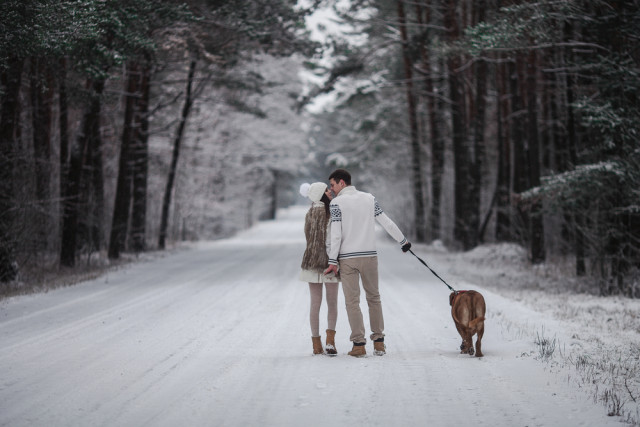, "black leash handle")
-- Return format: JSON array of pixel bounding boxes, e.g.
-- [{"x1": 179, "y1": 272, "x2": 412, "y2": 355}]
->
[{"x1": 408, "y1": 249, "x2": 456, "y2": 292}]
